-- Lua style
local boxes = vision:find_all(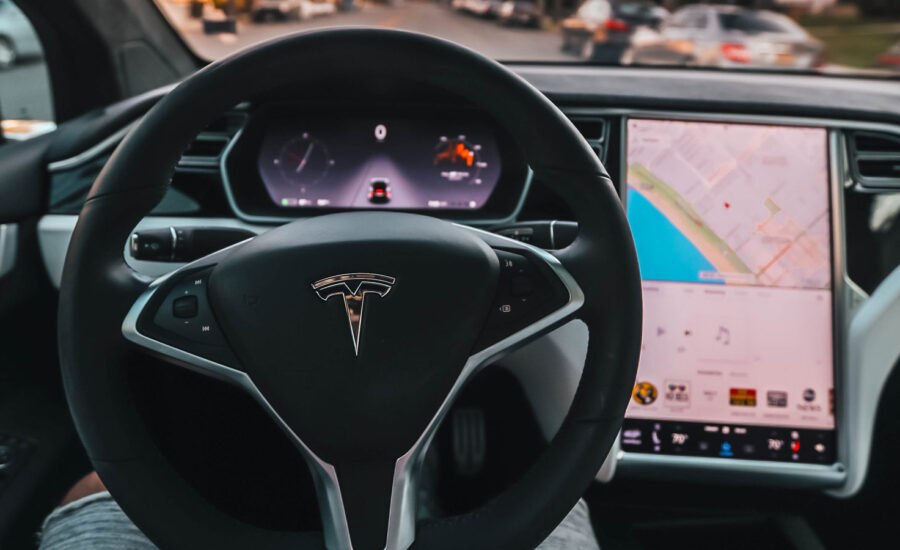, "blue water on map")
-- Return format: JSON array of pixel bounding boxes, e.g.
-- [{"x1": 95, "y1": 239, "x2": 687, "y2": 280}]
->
[{"x1": 626, "y1": 186, "x2": 722, "y2": 284}]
